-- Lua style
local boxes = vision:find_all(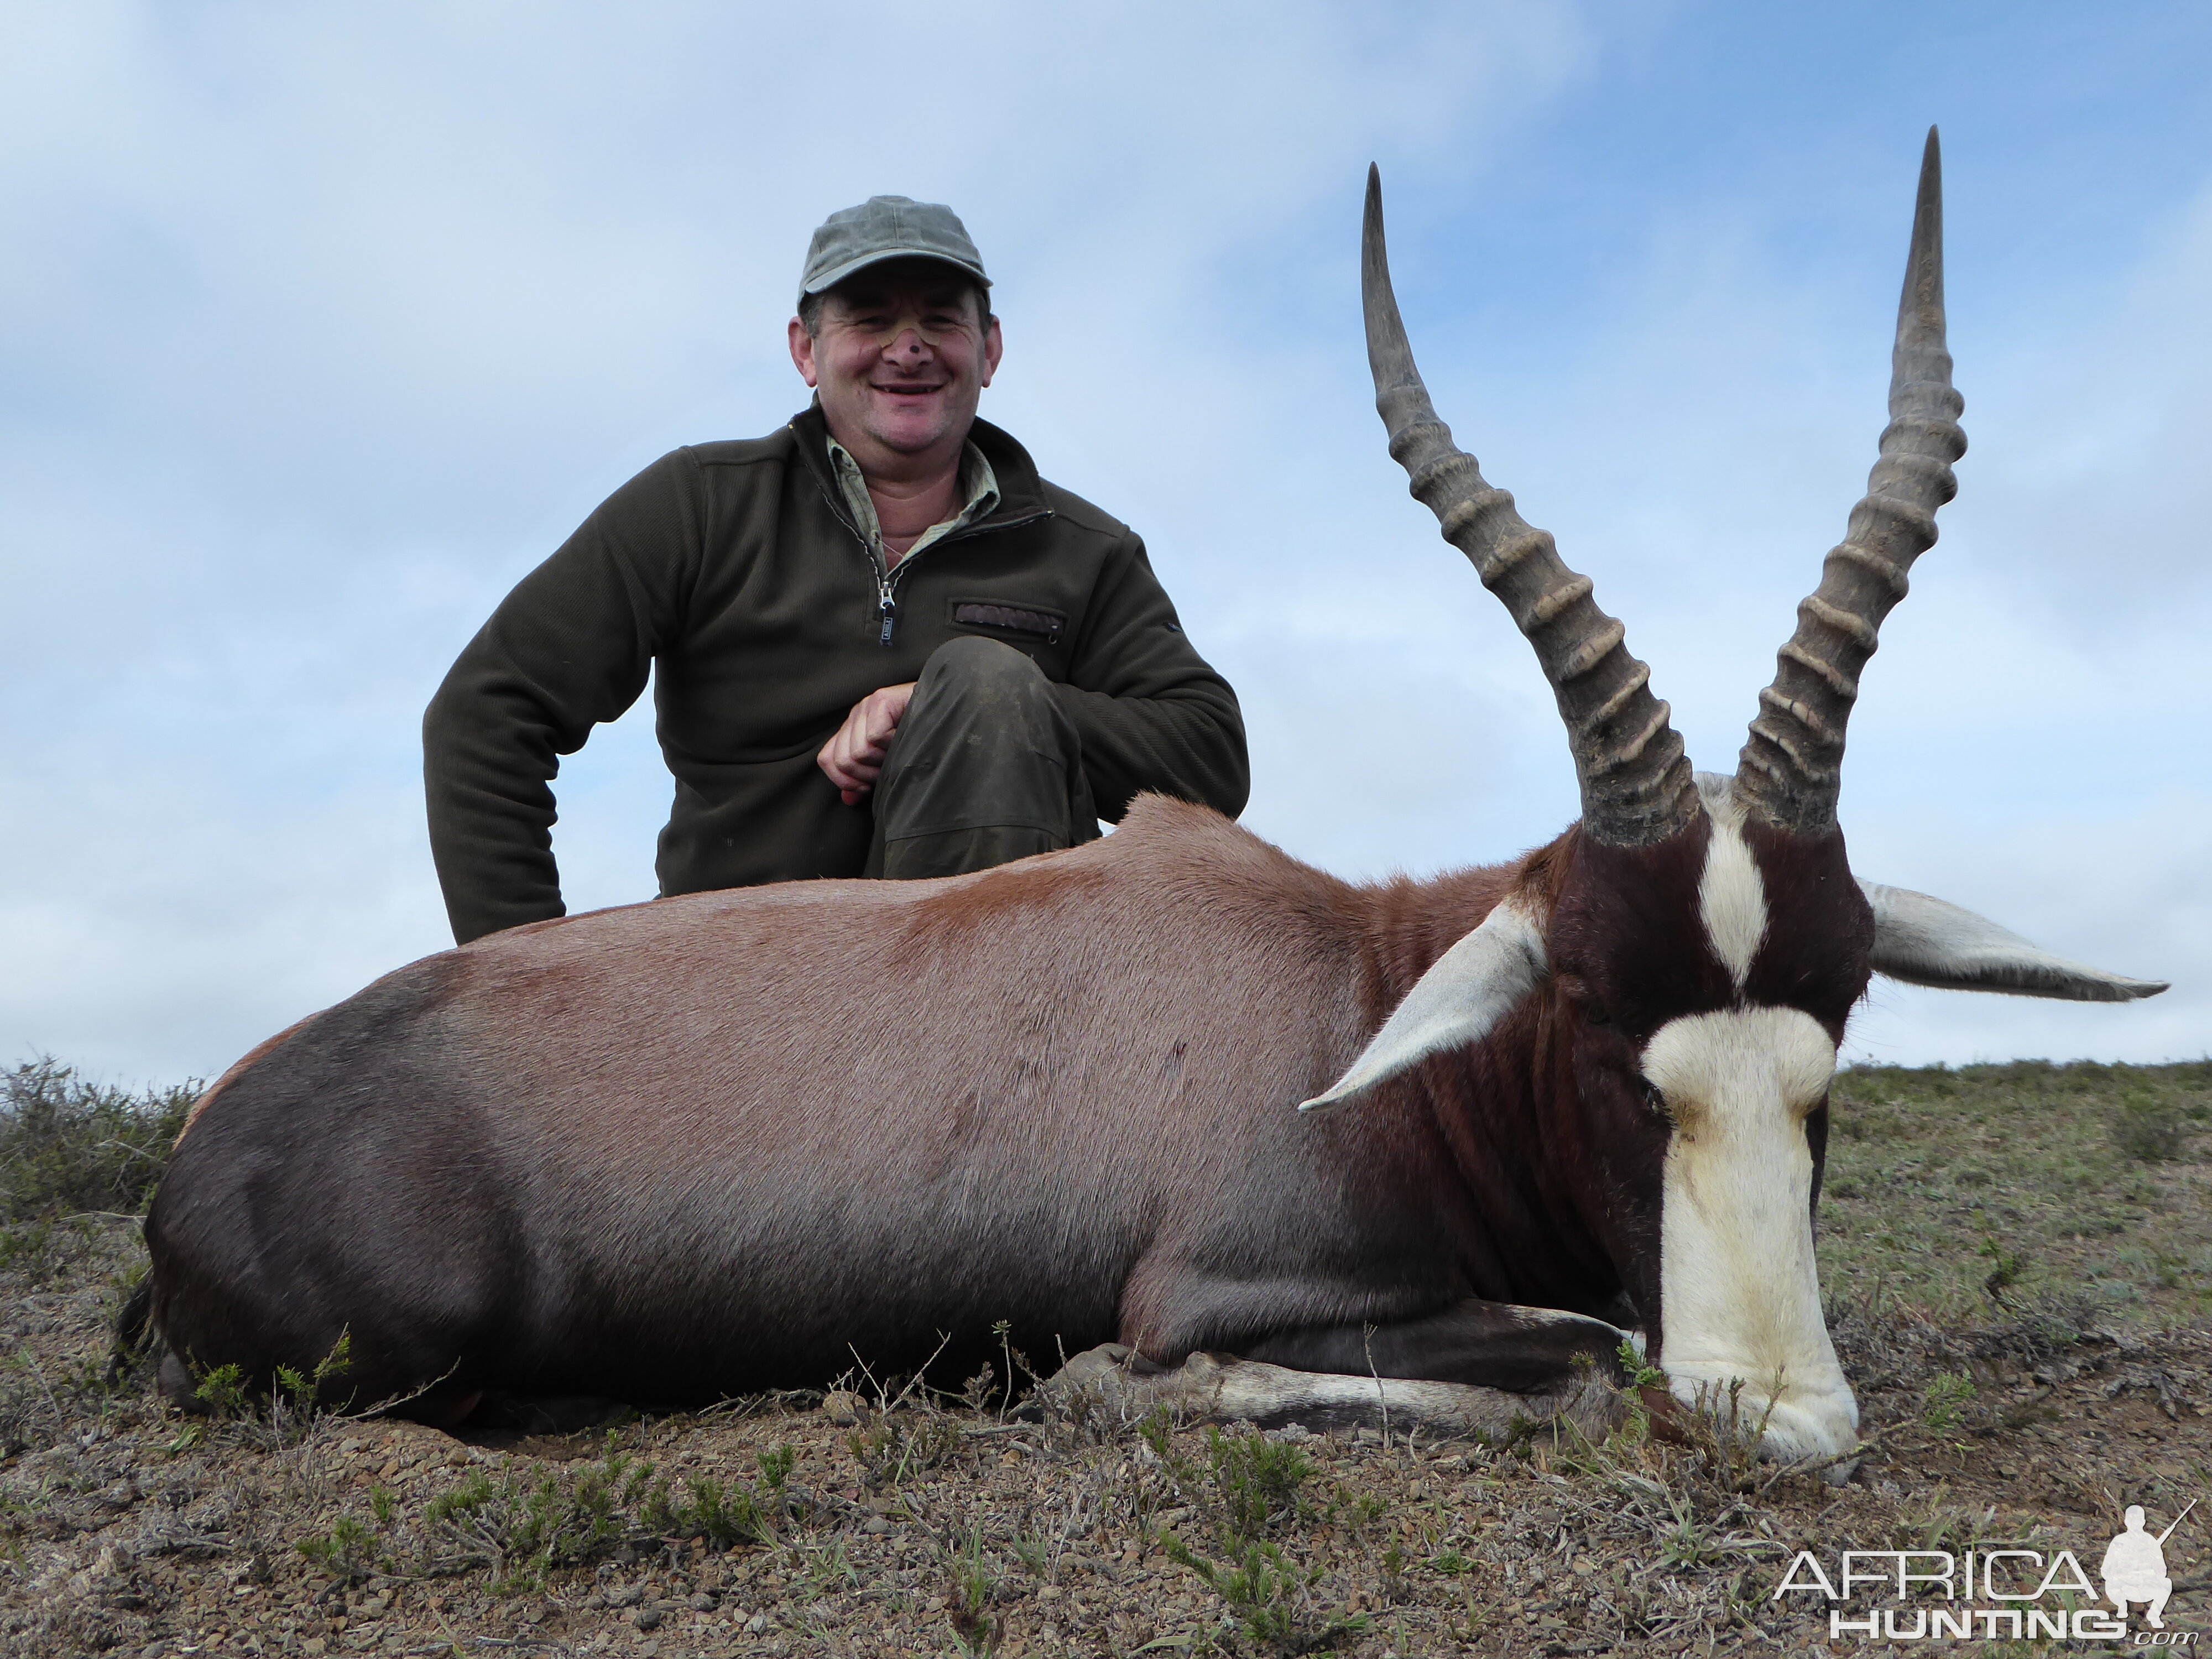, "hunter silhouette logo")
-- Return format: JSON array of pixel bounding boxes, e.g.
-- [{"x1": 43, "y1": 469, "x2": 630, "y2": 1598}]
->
[
  {"x1": 1774, "y1": 1498, "x2": 2199, "y2": 1643},
  {"x1": 2105, "y1": 1501, "x2": 2194, "y2": 1631}
]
